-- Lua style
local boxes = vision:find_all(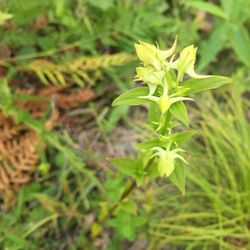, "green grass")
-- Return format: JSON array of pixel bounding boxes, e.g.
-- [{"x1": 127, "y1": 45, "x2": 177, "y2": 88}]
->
[{"x1": 148, "y1": 87, "x2": 250, "y2": 250}]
